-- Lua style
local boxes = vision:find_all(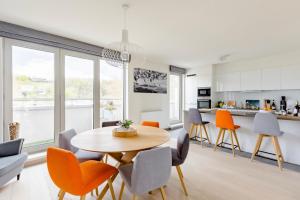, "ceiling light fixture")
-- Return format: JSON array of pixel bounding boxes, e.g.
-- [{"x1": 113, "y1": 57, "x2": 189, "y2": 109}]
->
[{"x1": 105, "y1": 4, "x2": 145, "y2": 63}]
